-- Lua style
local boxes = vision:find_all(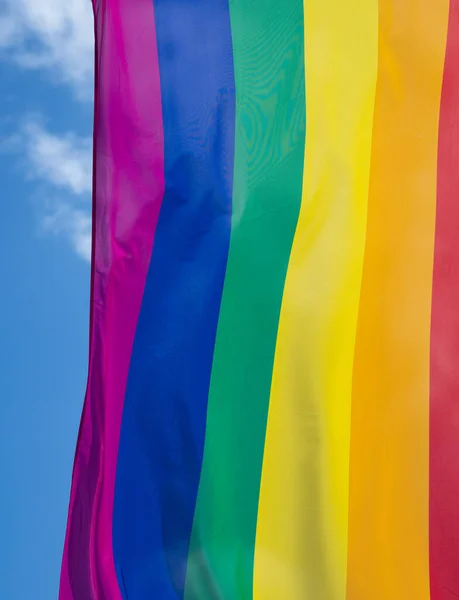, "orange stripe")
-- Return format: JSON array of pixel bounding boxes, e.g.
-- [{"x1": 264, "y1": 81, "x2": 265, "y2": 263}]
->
[{"x1": 346, "y1": 1, "x2": 448, "y2": 599}]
